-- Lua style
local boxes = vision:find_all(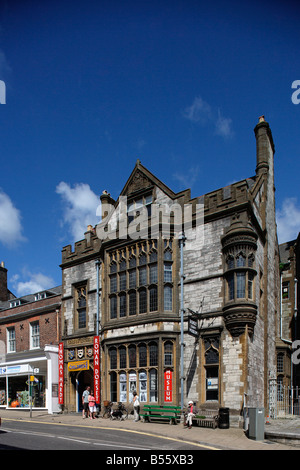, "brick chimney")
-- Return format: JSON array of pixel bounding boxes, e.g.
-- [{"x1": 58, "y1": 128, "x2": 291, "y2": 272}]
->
[{"x1": 0, "y1": 261, "x2": 8, "y2": 302}]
